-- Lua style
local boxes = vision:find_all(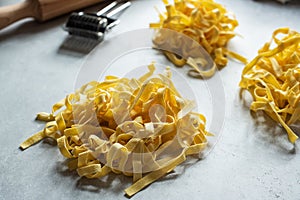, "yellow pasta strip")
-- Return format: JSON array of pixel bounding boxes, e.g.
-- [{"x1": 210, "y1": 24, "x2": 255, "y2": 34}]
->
[
  {"x1": 36, "y1": 112, "x2": 54, "y2": 122},
  {"x1": 240, "y1": 27, "x2": 300, "y2": 143},
  {"x1": 20, "y1": 63, "x2": 212, "y2": 196},
  {"x1": 187, "y1": 57, "x2": 217, "y2": 78},
  {"x1": 125, "y1": 152, "x2": 186, "y2": 197},
  {"x1": 57, "y1": 136, "x2": 73, "y2": 158},
  {"x1": 20, "y1": 131, "x2": 45, "y2": 150}
]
